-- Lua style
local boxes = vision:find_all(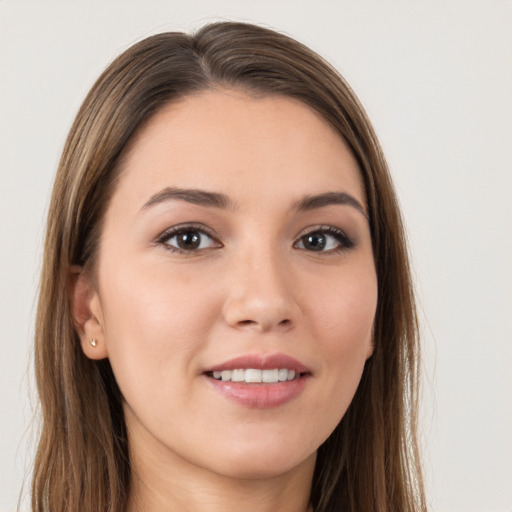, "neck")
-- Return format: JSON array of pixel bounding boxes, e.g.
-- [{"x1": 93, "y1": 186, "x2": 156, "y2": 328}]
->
[{"x1": 126, "y1": 433, "x2": 315, "y2": 512}]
